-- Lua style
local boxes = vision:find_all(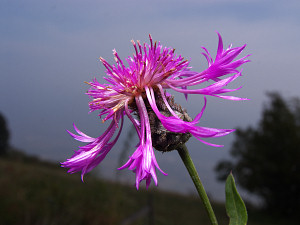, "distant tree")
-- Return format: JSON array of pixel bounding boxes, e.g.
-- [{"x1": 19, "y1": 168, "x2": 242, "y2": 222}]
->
[
  {"x1": 0, "y1": 112, "x2": 10, "y2": 155},
  {"x1": 215, "y1": 92, "x2": 300, "y2": 217}
]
